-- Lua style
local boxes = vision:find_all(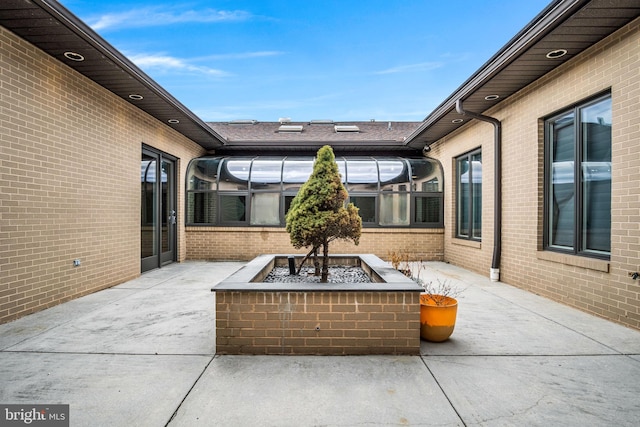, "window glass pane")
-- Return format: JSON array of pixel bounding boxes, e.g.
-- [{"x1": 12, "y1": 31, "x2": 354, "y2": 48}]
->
[
  {"x1": 251, "y1": 193, "x2": 280, "y2": 225},
  {"x1": 456, "y1": 152, "x2": 481, "y2": 239},
  {"x1": 187, "y1": 192, "x2": 217, "y2": 224},
  {"x1": 283, "y1": 159, "x2": 313, "y2": 190},
  {"x1": 187, "y1": 158, "x2": 220, "y2": 190},
  {"x1": 379, "y1": 160, "x2": 409, "y2": 192},
  {"x1": 549, "y1": 112, "x2": 575, "y2": 248},
  {"x1": 471, "y1": 153, "x2": 482, "y2": 239},
  {"x1": 141, "y1": 156, "x2": 157, "y2": 258},
  {"x1": 284, "y1": 195, "x2": 296, "y2": 217},
  {"x1": 457, "y1": 157, "x2": 469, "y2": 237},
  {"x1": 347, "y1": 160, "x2": 378, "y2": 191},
  {"x1": 335, "y1": 159, "x2": 347, "y2": 183},
  {"x1": 380, "y1": 193, "x2": 409, "y2": 225},
  {"x1": 219, "y1": 159, "x2": 250, "y2": 190},
  {"x1": 415, "y1": 196, "x2": 441, "y2": 224},
  {"x1": 581, "y1": 98, "x2": 611, "y2": 253},
  {"x1": 410, "y1": 158, "x2": 442, "y2": 192},
  {"x1": 350, "y1": 196, "x2": 376, "y2": 223},
  {"x1": 220, "y1": 195, "x2": 246, "y2": 222},
  {"x1": 250, "y1": 159, "x2": 282, "y2": 190}
]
